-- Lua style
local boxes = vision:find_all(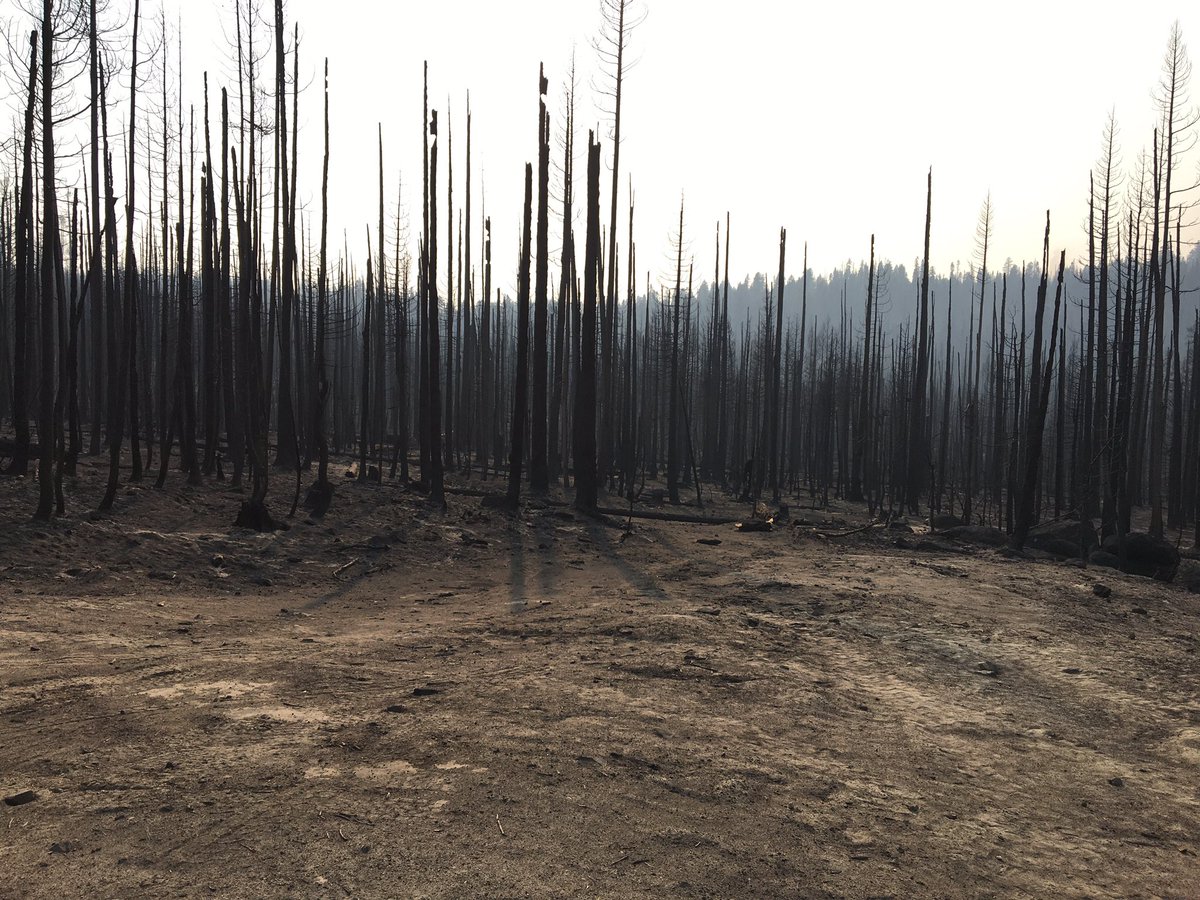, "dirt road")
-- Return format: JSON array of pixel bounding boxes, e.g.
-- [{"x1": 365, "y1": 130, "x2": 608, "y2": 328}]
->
[{"x1": 1, "y1": 466, "x2": 1198, "y2": 897}]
